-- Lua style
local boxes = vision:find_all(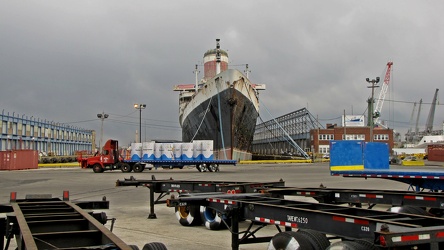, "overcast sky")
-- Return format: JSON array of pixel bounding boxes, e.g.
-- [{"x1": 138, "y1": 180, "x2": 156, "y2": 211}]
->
[{"x1": 1, "y1": 1, "x2": 443, "y2": 146}]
